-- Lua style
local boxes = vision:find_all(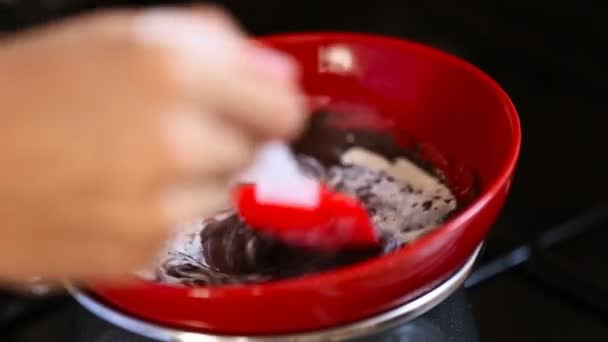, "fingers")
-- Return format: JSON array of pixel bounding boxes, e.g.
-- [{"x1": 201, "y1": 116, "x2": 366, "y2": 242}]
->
[
  {"x1": 160, "y1": 182, "x2": 230, "y2": 223},
  {"x1": 130, "y1": 6, "x2": 308, "y2": 218},
  {"x1": 158, "y1": 108, "x2": 255, "y2": 221},
  {"x1": 162, "y1": 108, "x2": 255, "y2": 179},
  {"x1": 131, "y1": 7, "x2": 308, "y2": 140},
  {"x1": 202, "y1": 57, "x2": 308, "y2": 140}
]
